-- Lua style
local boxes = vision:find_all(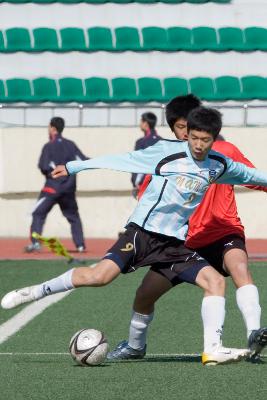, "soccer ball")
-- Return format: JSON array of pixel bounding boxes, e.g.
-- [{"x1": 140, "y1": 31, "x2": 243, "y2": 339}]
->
[{"x1": 69, "y1": 328, "x2": 109, "y2": 366}]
